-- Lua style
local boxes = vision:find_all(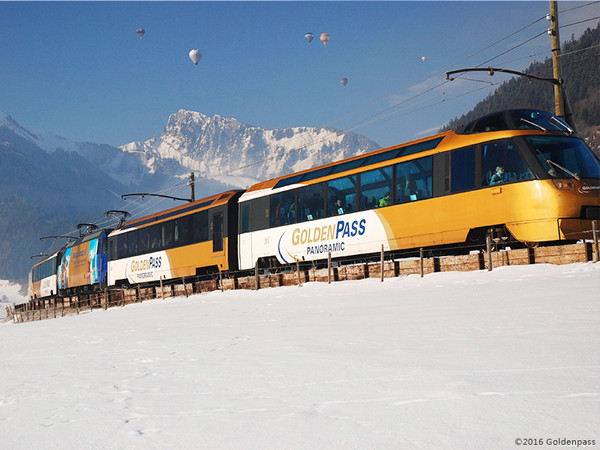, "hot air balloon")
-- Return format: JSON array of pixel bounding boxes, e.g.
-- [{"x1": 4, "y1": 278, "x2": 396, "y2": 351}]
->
[
  {"x1": 421, "y1": 56, "x2": 427, "y2": 62},
  {"x1": 320, "y1": 33, "x2": 330, "y2": 45},
  {"x1": 136, "y1": 28, "x2": 145, "y2": 39},
  {"x1": 340, "y1": 77, "x2": 348, "y2": 86},
  {"x1": 305, "y1": 32, "x2": 314, "y2": 43},
  {"x1": 189, "y1": 49, "x2": 202, "y2": 66}
]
